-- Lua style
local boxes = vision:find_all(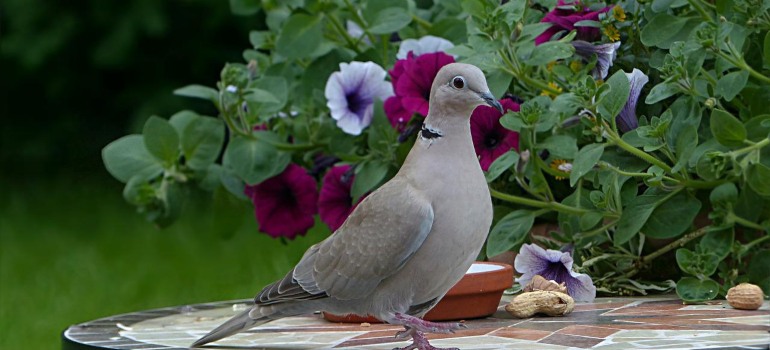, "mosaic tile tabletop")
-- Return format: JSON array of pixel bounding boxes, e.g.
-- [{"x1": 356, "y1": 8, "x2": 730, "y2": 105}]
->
[{"x1": 63, "y1": 296, "x2": 770, "y2": 350}]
